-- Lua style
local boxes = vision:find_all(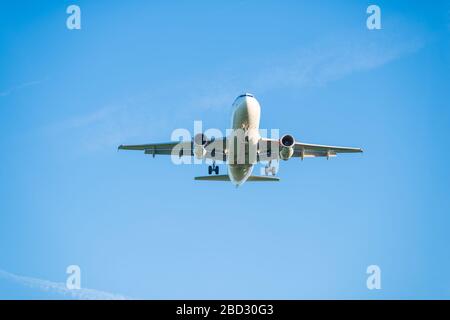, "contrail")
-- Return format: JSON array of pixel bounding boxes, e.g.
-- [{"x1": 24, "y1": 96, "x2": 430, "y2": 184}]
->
[{"x1": 0, "y1": 268, "x2": 128, "y2": 300}]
